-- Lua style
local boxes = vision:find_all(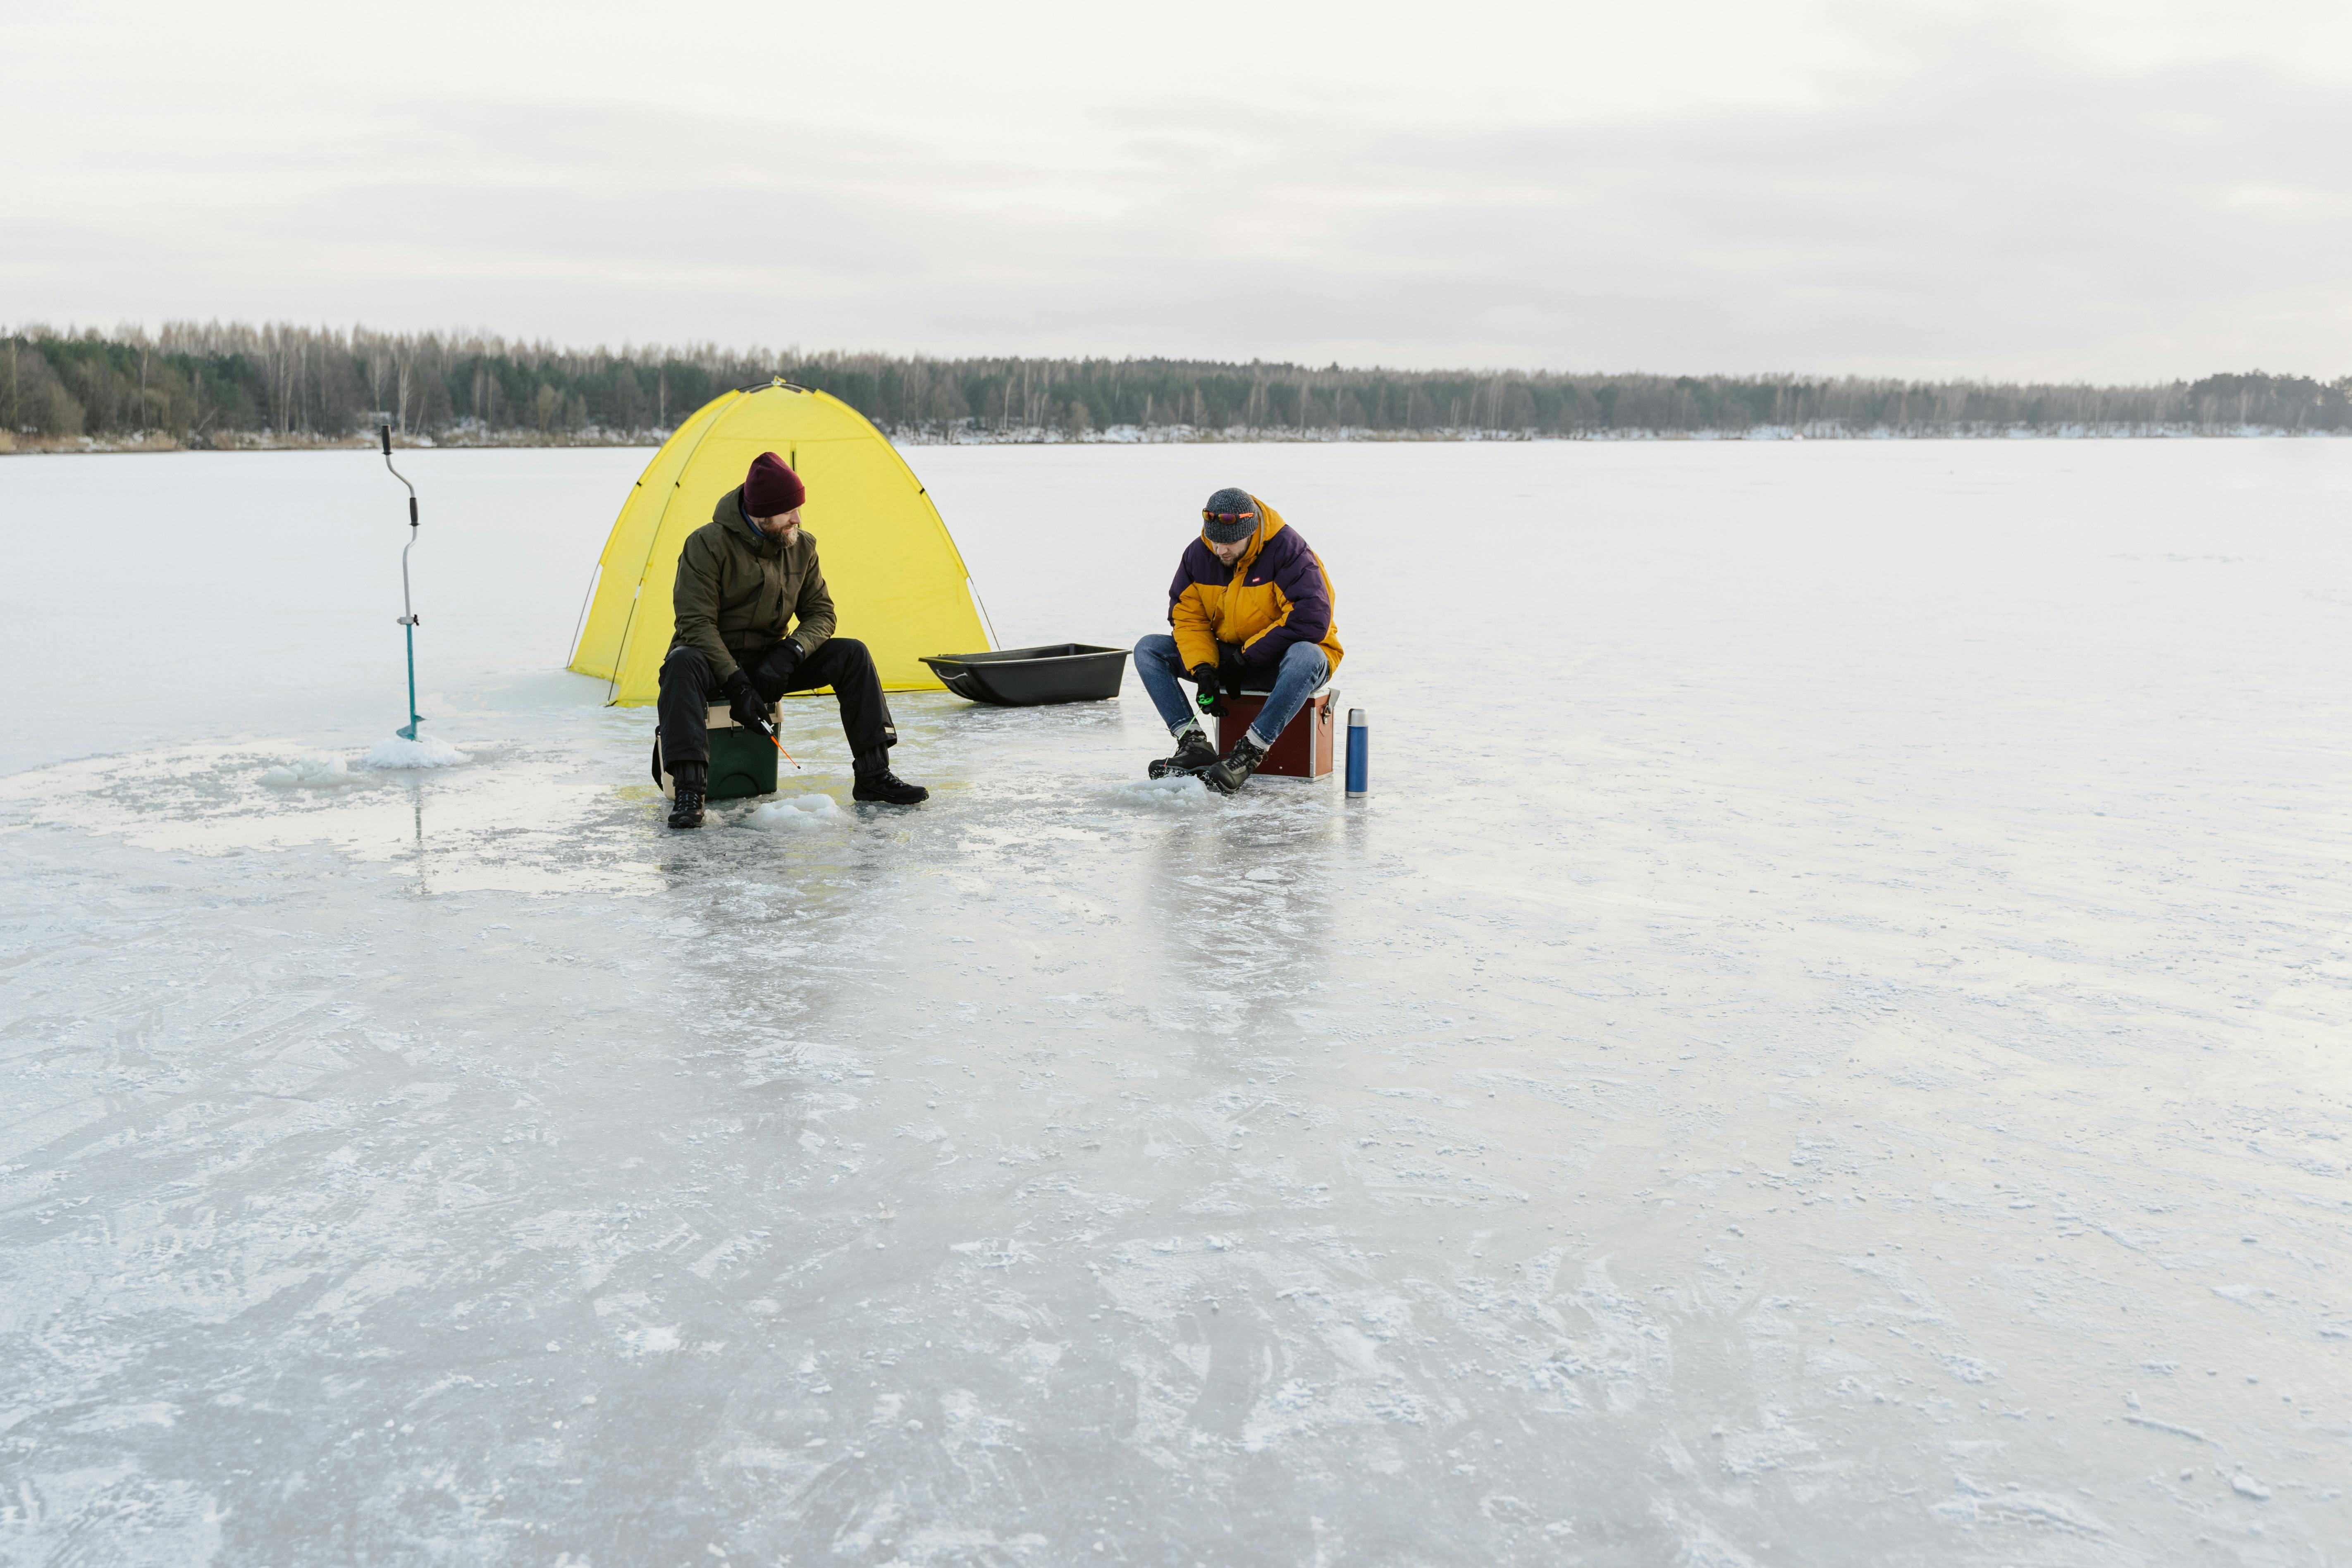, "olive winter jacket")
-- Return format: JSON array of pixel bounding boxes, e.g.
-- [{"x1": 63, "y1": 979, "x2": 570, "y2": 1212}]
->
[{"x1": 667, "y1": 486, "x2": 836, "y2": 684}]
